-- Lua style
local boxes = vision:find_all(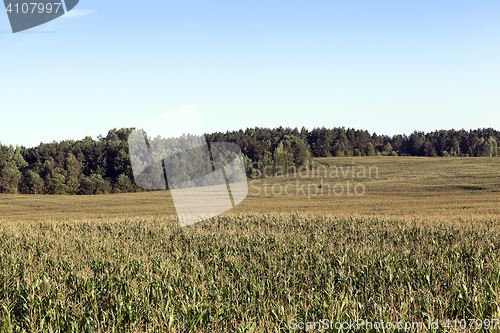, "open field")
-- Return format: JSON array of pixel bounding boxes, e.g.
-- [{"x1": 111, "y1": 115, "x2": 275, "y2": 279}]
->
[
  {"x1": 0, "y1": 157, "x2": 500, "y2": 331},
  {"x1": 1, "y1": 157, "x2": 499, "y2": 221}
]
